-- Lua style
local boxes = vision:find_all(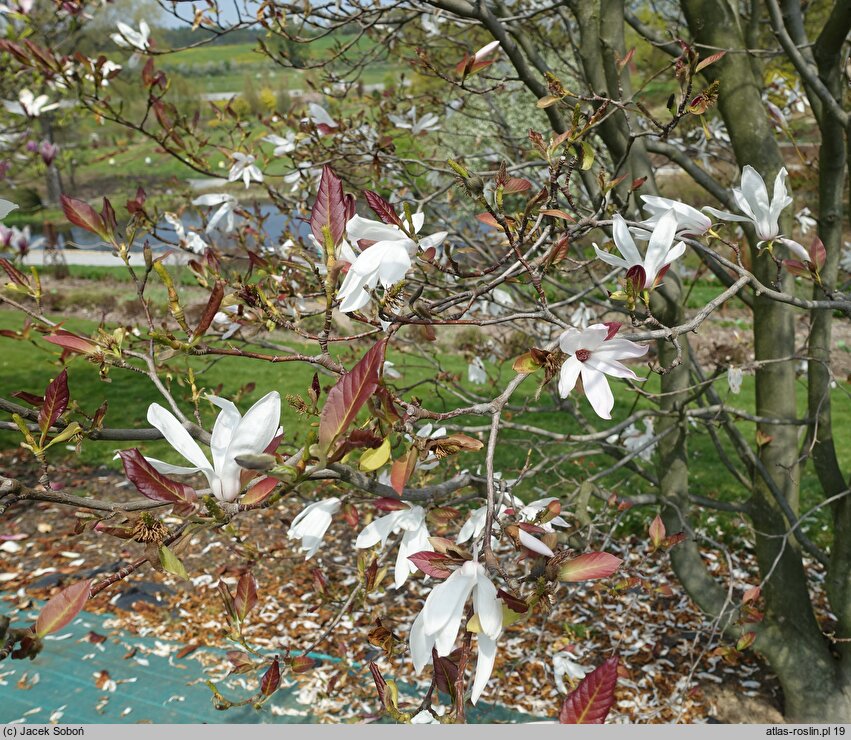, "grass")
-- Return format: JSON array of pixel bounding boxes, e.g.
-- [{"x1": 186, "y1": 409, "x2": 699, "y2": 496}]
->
[{"x1": 1, "y1": 287, "x2": 848, "y2": 547}]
